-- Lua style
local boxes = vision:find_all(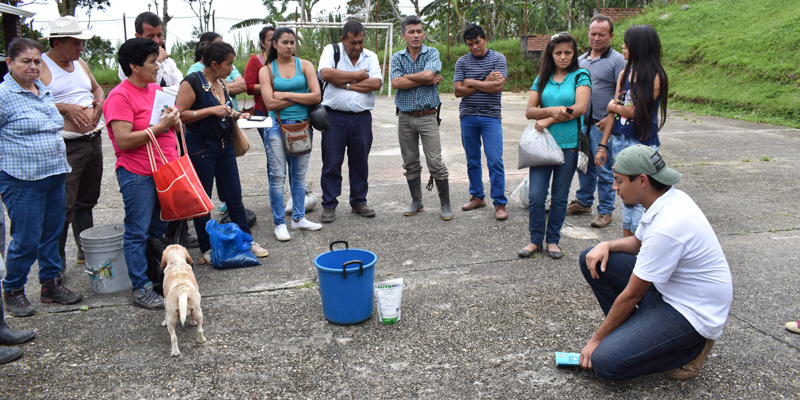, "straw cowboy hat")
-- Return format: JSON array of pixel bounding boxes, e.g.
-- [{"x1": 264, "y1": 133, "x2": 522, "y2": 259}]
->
[{"x1": 45, "y1": 16, "x2": 94, "y2": 40}]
